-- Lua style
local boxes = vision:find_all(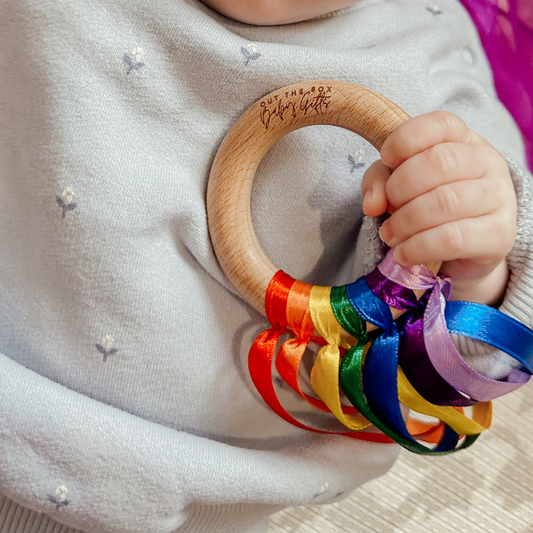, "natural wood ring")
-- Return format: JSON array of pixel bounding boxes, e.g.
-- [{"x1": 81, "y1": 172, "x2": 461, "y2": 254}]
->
[{"x1": 207, "y1": 81, "x2": 440, "y2": 330}]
